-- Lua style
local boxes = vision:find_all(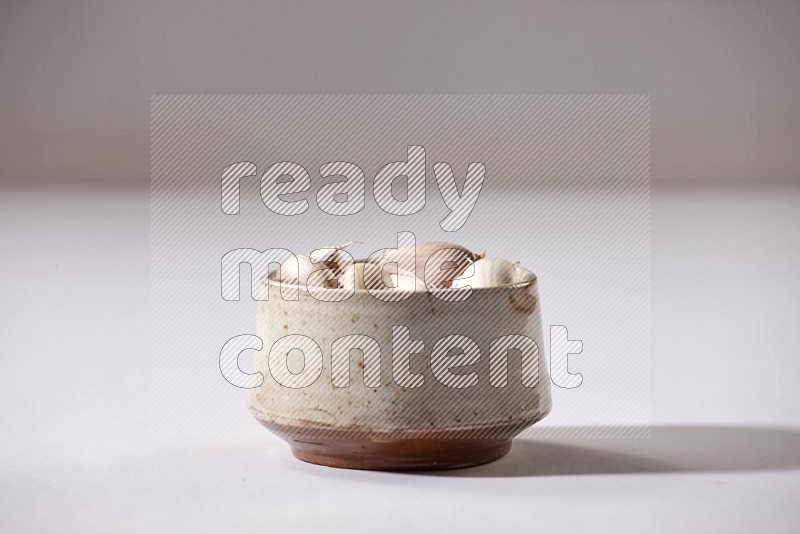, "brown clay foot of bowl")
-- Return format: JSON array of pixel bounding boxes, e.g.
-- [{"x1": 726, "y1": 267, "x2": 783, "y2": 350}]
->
[
  {"x1": 292, "y1": 437, "x2": 512, "y2": 471},
  {"x1": 257, "y1": 418, "x2": 534, "y2": 471}
]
